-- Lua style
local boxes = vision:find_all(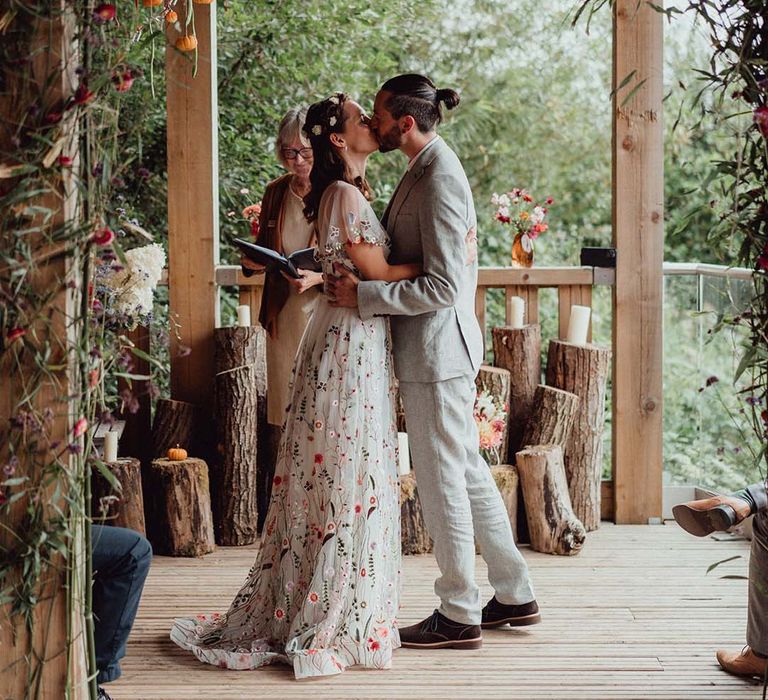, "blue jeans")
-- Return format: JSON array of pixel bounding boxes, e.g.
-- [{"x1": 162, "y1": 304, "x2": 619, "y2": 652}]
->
[{"x1": 91, "y1": 525, "x2": 152, "y2": 684}]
